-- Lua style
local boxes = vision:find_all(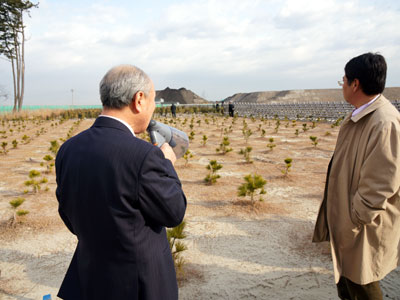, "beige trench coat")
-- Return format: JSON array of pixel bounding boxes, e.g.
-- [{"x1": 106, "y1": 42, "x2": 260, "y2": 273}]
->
[{"x1": 313, "y1": 95, "x2": 400, "y2": 284}]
